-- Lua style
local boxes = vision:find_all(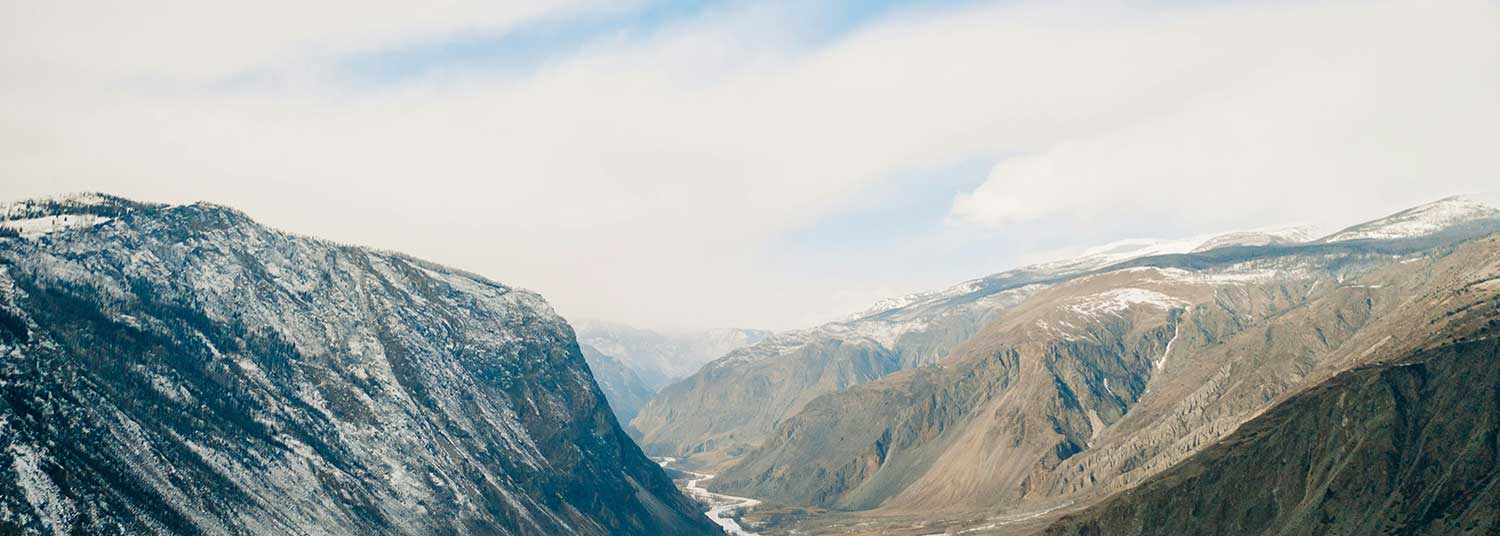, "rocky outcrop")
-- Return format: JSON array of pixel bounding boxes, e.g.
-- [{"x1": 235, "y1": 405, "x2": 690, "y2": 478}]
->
[{"x1": 0, "y1": 197, "x2": 720, "y2": 535}]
